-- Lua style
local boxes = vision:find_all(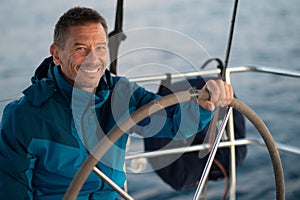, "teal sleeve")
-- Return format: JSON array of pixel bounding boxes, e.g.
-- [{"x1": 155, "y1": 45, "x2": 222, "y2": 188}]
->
[
  {"x1": 128, "y1": 82, "x2": 214, "y2": 139},
  {"x1": 134, "y1": 100, "x2": 213, "y2": 139},
  {"x1": 0, "y1": 102, "x2": 35, "y2": 199}
]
